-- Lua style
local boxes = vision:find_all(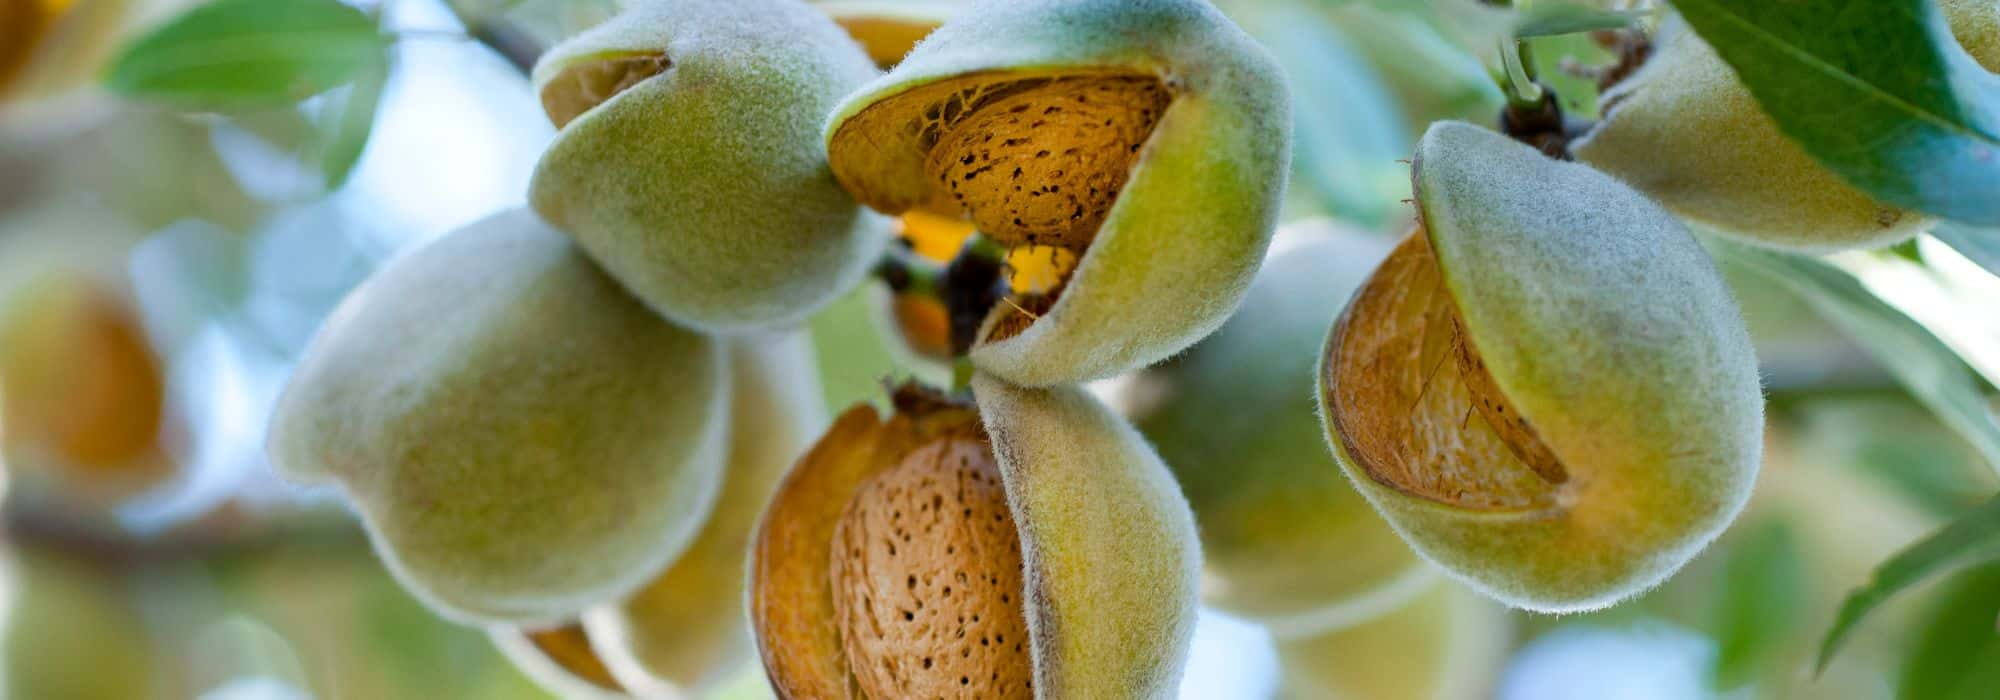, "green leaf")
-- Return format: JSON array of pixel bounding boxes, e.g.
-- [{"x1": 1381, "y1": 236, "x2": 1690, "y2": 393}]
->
[
  {"x1": 1710, "y1": 518, "x2": 1807, "y2": 690},
  {"x1": 1816, "y1": 494, "x2": 2000, "y2": 672},
  {"x1": 315, "y1": 60, "x2": 387, "y2": 188},
  {"x1": 1709, "y1": 237, "x2": 2000, "y2": 475},
  {"x1": 1899, "y1": 561, "x2": 2000, "y2": 700},
  {"x1": 1515, "y1": 3, "x2": 1645, "y2": 38},
  {"x1": 1933, "y1": 224, "x2": 2000, "y2": 278},
  {"x1": 106, "y1": 0, "x2": 386, "y2": 109},
  {"x1": 1670, "y1": 0, "x2": 2000, "y2": 227}
]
